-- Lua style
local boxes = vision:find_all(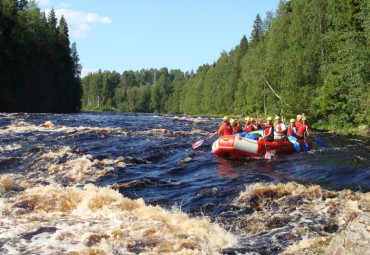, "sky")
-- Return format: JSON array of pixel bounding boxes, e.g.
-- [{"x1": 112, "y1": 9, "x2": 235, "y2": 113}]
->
[{"x1": 38, "y1": 0, "x2": 280, "y2": 77}]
